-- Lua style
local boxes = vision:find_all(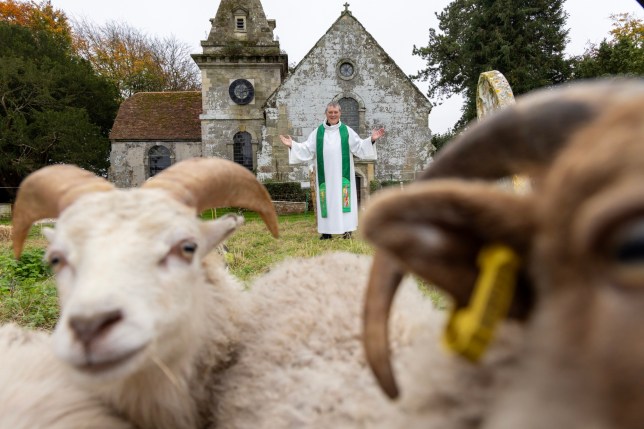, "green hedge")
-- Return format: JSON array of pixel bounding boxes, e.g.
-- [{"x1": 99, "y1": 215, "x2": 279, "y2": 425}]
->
[
  {"x1": 199, "y1": 181, "x2": 312, "y2": 216},
  {"x1": 263, "y1": 182, "x2": 308, "y2": 202},
  {"x1": 369, "y1": 180, "x2": 411, "y2": 193}
]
